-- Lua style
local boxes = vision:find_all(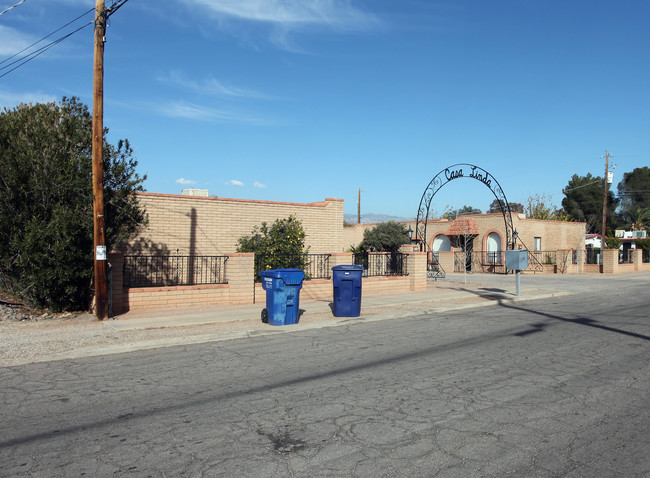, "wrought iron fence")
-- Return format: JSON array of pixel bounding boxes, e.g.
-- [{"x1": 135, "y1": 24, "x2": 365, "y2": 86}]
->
[
  {"x1": 529, "y1": 251, "x2": 557, "y2": 266},
  {"x1": 124, "y1": 255, "x2": 228, "y2": 288},
  {"x1": 427, "y1": 251, "x2": 446, "y2": 279},
  {"x1": 584, "y1": 248, "x2": 600, "y2": 264},
  {"x1": 619, "y1": 249, "x2": 632, "y2": 264},
  {"x1": 644, "y1": 249, "x2": 650, "y2": 263},
  {"x1": 353, "y1": 252, "x2": 408, "y2": 277},
  {"x1": 254, "y1": 253, "x2": 331, "y2": 281}
]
